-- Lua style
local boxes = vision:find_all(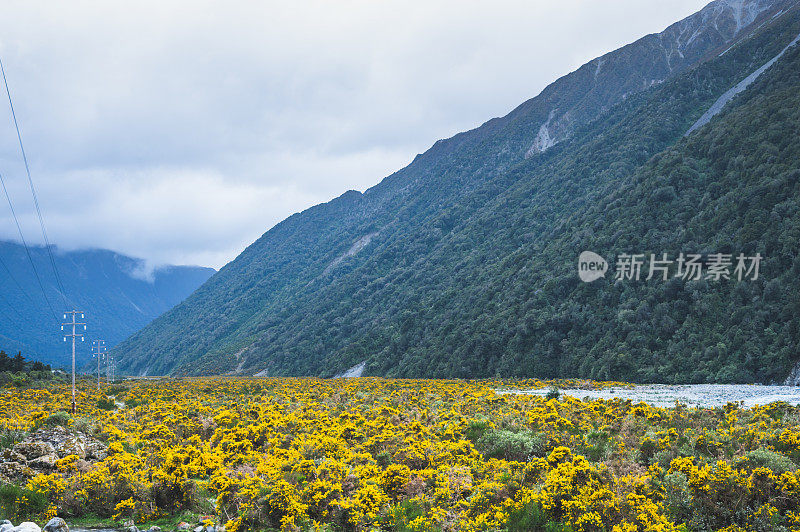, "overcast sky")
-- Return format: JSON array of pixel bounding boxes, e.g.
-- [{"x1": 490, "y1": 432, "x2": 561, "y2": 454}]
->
[{"x1": 0, "y1": 0, "x2": 709, "y2": 270}]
